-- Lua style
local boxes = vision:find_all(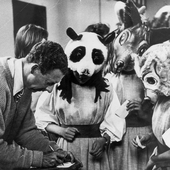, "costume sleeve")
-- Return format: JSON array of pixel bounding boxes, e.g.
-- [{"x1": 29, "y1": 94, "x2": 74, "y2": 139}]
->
[
  {"x1": 34, "y1": 85, "x2": 59, "y2": 130},
  {"x1": 100, "y1": 84, "x2": 126, "y2": 143},
  {"x1": 162, "y1": 128, "x2": 170, "y2": 148}
]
